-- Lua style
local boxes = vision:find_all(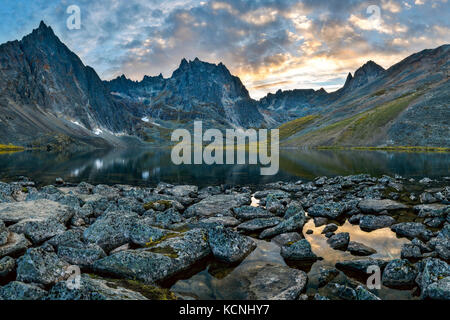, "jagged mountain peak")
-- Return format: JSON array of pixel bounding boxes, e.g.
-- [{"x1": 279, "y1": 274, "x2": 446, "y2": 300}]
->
[{"x1": 342, "y1": 60, "x2": 385, "y2": 92}]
